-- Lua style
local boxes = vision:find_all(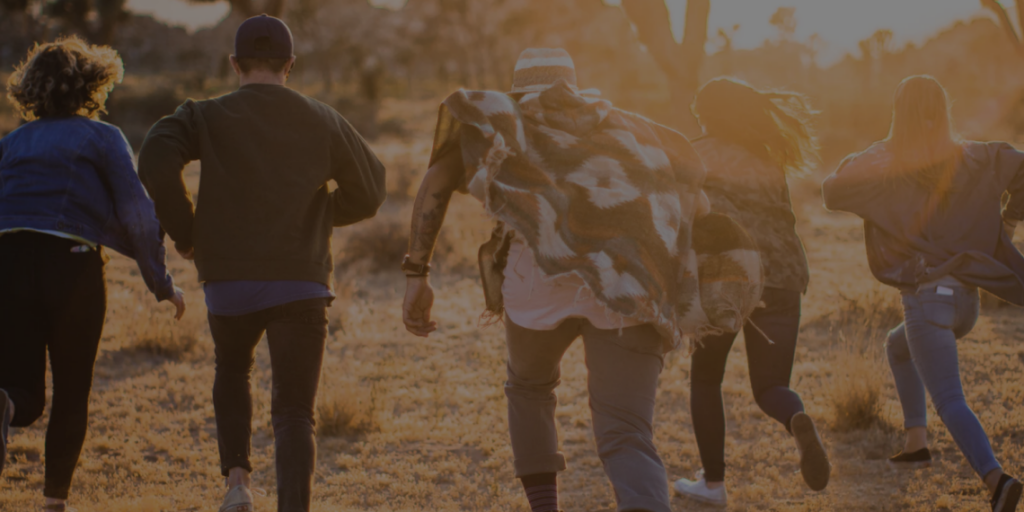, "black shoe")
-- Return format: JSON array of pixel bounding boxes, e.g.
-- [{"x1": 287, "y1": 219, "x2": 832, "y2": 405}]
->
[
  {"x1": 1, "y1": 388, "x2": 11, "y2": 477},
  {"x1": 887, "y1": 448, "x2": 932, "y2": 470},
  {"x1": 791, "y1": 412, "x2": 831, "y2": 491},
  {"x1": 992, "y1": 474, "x2": 1023, "y2": 512}
]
